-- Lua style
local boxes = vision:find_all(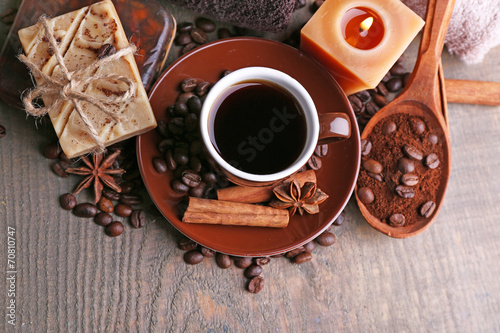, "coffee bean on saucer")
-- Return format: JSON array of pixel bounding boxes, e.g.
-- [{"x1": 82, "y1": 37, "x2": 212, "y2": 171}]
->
[
  {"x1": 244, "y1": 264, "x2": 263, "y2": 278},
  {"x1": 190, "y1": 28, "x2": 208, "y2": 44},
  {"x1": 175, "y1": 32, "x2": 192, "y2": 46},
  {"x1": 293, "y1": 252, "x2": 313, "y2": 264},
  {"x1": 315, "y1": 231, "x2": 336, "y2": 246},
  {"x1": 130, "y1": 209, "x2": 146, "y2": 228},
  {"x1": 398, "y1": 158, "x2": 415, "y2": 174},
  {"x1": 358, "y1": 187, "x2": 374, "y2": 204},
  {"x1": 115, "y1": 203, "x2": 133, "y2": 217},
  {"x1": 216, "y1": 253, "x2": 231, "y2": 268},
  {"x1": 307, "y1": 155, "x2": 322, "y2": 170},
  {"x1": 361, "y1": 139, "x2": 372, "y2": 156},
  {"x1": 411, "y1": 117, "x2": 426, "y2": 134},
  {"x1": 181, "y1": 170, "x2": 201, "y2": 188},
  {"x1": 425, "y1": 153, "x2": 440, "y2": 169},
  {"x1": 60, "y1": 193, "x2": 77, "y2": 210},
  {"x1": 165, "y1": 150, "x2": 177, "y2": 171},
  {"x1": 184, "y1": 250, "x2": 204, "y2": 265},
  {"x1": 195, "y1": 17, "x2": 216, "y2": 33},
  {"x1": 196, "y1": 81, "x2": 210, "y2": 96},
  {"x1": 403, "y1": 144, "x2": 424, "y2": 160},
  {"x1": 94, "y1": 212, "x2": 113, "y2": 226},
  {"x1": 420, "y1": 201, "x2": 436, "y2": 218},
  {"x1": 43, "y1": 142, "x2": 61, "y2": 159},
  {"x1": 382, "y1": 120, "x2": 397, "y2": 134},
  {"x1": 174, "y1": 102, "x2": 189, "y2": 117},
  {"x1": 362, "y1": 159, "x2": 383, "y2": 174},
  {"x1": 395, "y1": 185, "x2": 415, "y2": 199},
  {"x1": 178, "y1": 237, "x2": 198, "y2": 251},
  {"x1": 315, "y1": 144, "x2": 328, "y2": 157},
  {"x1": 73, "y1": 203, "x2": 98, "y2": 218},
  {"x1": 388, "y1": 213, "x2": 405, "y2": 226},
  {"x1": 401, "y1": 173, "x2": 419, "y2": 186},
  {"x1": 187, "y1": 96, "x2": 202, "y2": 115},
  {"x1": 234, "y1": 257, "x2": 253, "y2": 269},
  {"x1": 180, "y1": 78, "x2": 197, "y2": 92},
  {"x1": 105, "y1": 221, "x2": 124, "y2": 237},
  {"x1": 247, "y1": 276, "x2": 264, "y2": 293}
]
